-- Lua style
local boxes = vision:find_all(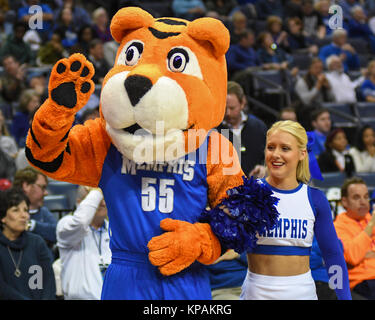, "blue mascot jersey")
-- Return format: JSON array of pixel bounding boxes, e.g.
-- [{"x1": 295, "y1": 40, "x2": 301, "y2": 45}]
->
[{"x1": 99, "y1": 136, "x2": 212, "y2": 299}]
